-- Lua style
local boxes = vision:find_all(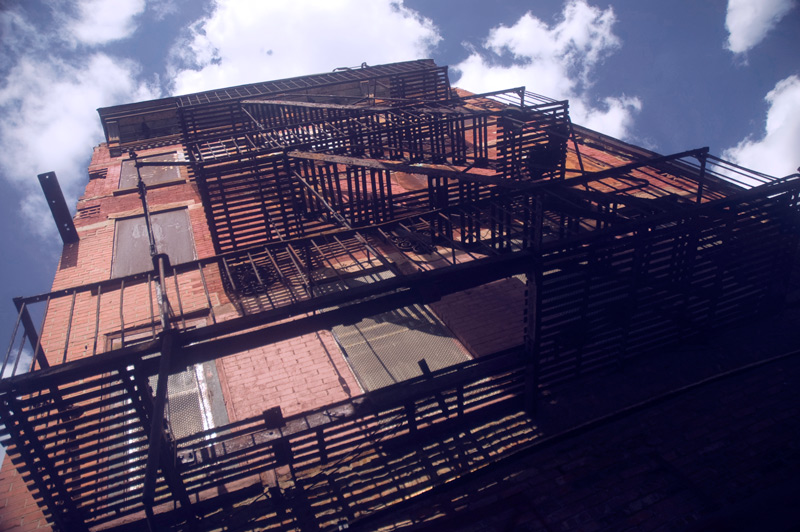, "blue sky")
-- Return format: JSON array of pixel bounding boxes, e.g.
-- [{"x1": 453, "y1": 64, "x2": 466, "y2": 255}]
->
[{"x1": 0, "y1": 0, "x2": 798, "y2": 347}]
